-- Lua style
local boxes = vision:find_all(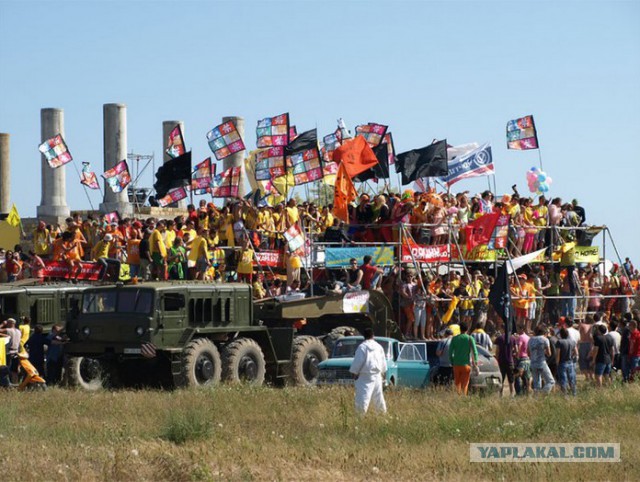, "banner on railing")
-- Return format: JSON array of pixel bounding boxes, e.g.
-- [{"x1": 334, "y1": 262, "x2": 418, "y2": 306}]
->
[
  {"x1": 401, "y1": 244, "x2": 450, "y2": 264},
  {"x1": 41, "y1": 261, "x2": 102, "y2": 280},
  {"x1": 489, "y1": 215, "x2": 510, "y2": 249},
  {"x1": 325, "y1": 247, "x2": 395, "y2": 268},
  {"x1": 573, "y1": 245, "x2": 599, "y2": 264},
  {"x1": 253, "y1": 250, "x2": 283, "y2": 268},
  {"x1": 450, "y1": 244, "x2": 500, "y2": 262}
]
